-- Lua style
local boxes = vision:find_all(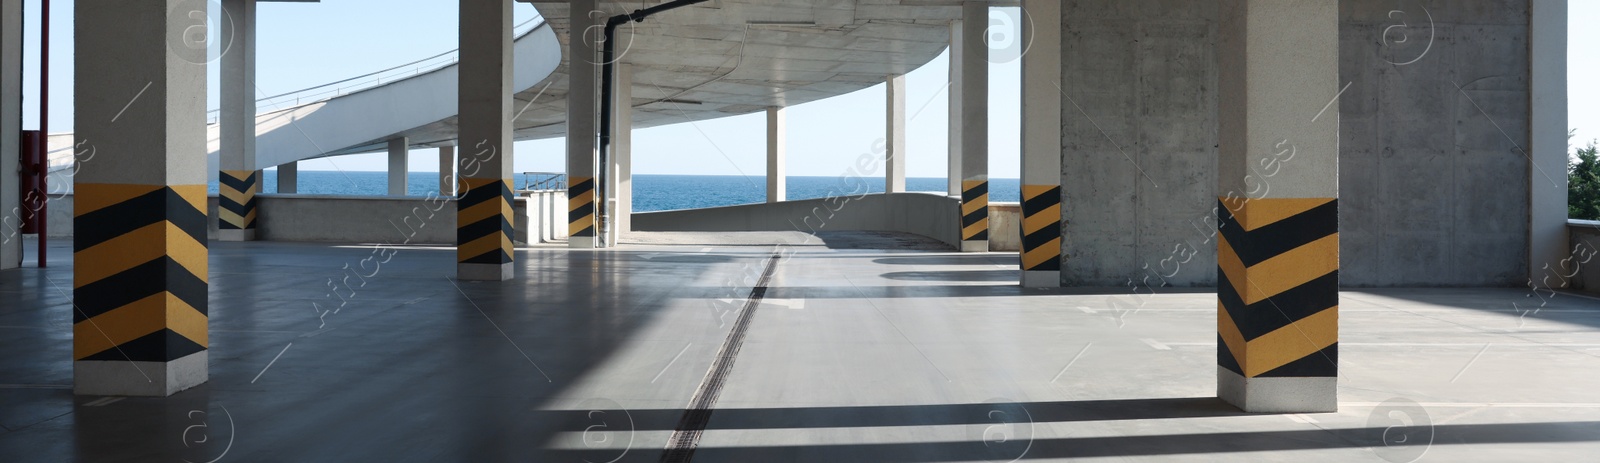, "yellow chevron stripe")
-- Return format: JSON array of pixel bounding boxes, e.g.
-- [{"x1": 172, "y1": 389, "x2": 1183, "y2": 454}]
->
[
  {"x1": 73, "y1": 183, "x2": 164, "y2": 217},
  {"x1": 962, "y1": 218, "x2": 989, "y2": 239},
  {"x1": 218, "y1": 208, "x2": 248, "y2": 228},
  {"x1": 1241, "y1": 234, "x2": 1339, "y2": 304},
  {"x1": 961, "y1": 194, "x2": 988, "y2": 215},
  {"x1": 458, "y1": 231, "x2": 512, "y2": 262},
  {"x1": 570, "y1": 214, "x2": 595, "y2": 236},
  {"x1": 569, "y1": 190, "x2": 595, "y2": 212},
  {"x1": 73, "y1": 221, "x2": 208, "y2": 288},
  {"x1": 219, "y1": 184, "x2": 254, "y2": 204},
  {"x1": 1219, "y1": 196, "x2": 1335, "y2": 231},
  {"x1": 172, "y1": 185, "x2": 209, "y2": 214},
  {"x1": 1021, "y1": 184, "x2": 1054, "y2": 200},
  {"x1": 1243, "y1": 306, "x2": 1339, "y2": 377},
  {"x1": 458, "y1": 194, "x2": 512, "y2": 225},
  {"x1": 1217, "y1": 233, "x2": 1250, "y2": 302},
  {"x1": 1021, "y1": 237, "x2": 1060, "y2": 269},
  {"x1": 1217, "y1": 300, "x2": 1248, "y2": 371},
  {"x1": 460, "y1": 177, "x2": 507, "y2": 189},
  {"x1": 1022, "y1": 203, "x2": 1061, "y2": 234},
  {"x1": 73, "y1": 292, "x2": 208, "y2": 360}
]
